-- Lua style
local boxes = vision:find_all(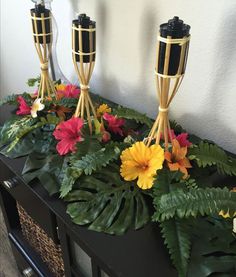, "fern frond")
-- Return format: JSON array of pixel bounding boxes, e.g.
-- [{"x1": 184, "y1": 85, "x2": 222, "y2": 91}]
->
[
  {"x1": 188, "y1": 142, "x2": 236, "y2": 176},
  {"x1": 0, "y1": 92, "x2": 33, "y2": 107},
  {"x1": 72, "y1": 142, "x2": 124, "y2": 175},
  {"x1": 160, "y1": 219, "x2": 191, "y2": 277},
  {"x1": 112, "y1": 106, "x2": 153, "y2": 127},
  {"x1": 153, "y1": 187, "x2": 236, "y2": 222},
  {"x1": 60, "y1": 142, "x2": 126, "y2": 197}
]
